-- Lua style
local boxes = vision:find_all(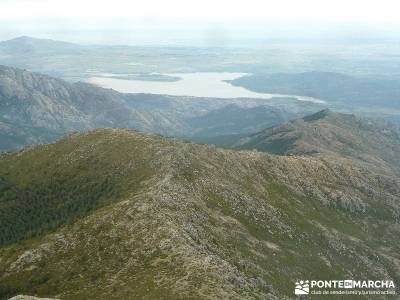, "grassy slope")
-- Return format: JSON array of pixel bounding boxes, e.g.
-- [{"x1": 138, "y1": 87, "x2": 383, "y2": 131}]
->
[{"x1": 0, "y1": 129, "x2": 399, "y2": 299}]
